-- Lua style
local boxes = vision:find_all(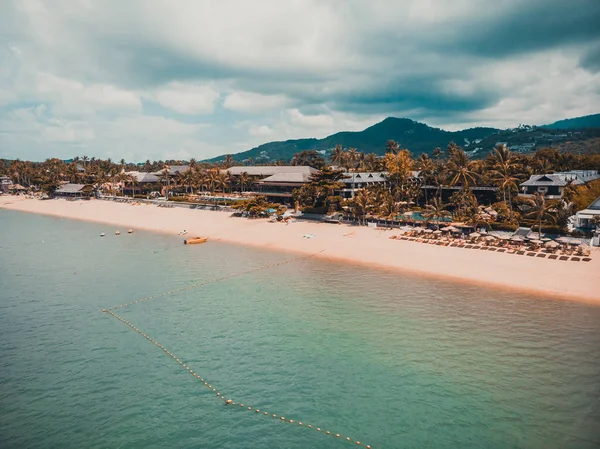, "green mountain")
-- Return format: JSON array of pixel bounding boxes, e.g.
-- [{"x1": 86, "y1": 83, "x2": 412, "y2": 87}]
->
[
  {"x1": 207, "y1": 118, "x2": 499, "y2": 162},
  {"x1": 543, "y1": 113, "x2": 600, "y2": 130},
  {"x1": 207, "y1": 113, "x2": 600, "y2": 163}
]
